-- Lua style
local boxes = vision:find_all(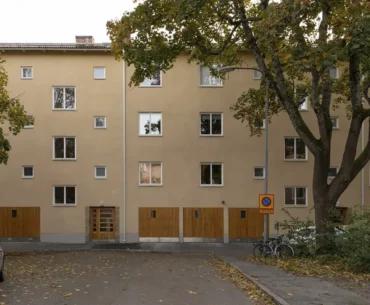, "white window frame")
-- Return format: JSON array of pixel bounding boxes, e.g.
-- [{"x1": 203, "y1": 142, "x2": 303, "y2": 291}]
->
[
  {"x1": 254, "y1": 119, "x2": 266, "y2": 129},
  {"x1": 52, "y1": 185, "x2": 77, "y2": 206},
  {"x1": 331, "y1": 116, "x2": 339, "y2": 129},
  {"x1": 252, "y1": 69, "x2": 262, "y2": 80},
  {"x1": 138, "y1": 162, "x2": 163, "y2": 186},
  {"x1": 95, "y1": 166, "x2": 107, "y2": 179},
  {"x1": 93, "y1": 67, "x2": 106, "y2": 80},
  {"x1": 53, "y1": 136, "x2": 77, "y2": 160},
  {"x1": 22, "y1": 165, "x2": 34, "y2": 179},
  {"x1": 94, "y1": 116, "x2": 107, "y2": 129},
  {"x1": 200, "y1": 162, "x2": 224, "y2": 187},
  {"x1": 52, "y1": 86, "x2": 76, "y2": 110},
  {"x1": 200, "y1": 65, "x2": 223, "y2": 87},
  {"x1": 284, "y1": 137, "x2": 308, "y2": 161},
  {"x1": 253, "y1": 166, "x2": 265, "y2": 180},
  {"x1": 200, "y1": 112, "x2": 223, "y2": 136},
  {"x1": 139, "y1": 71, "x2": 162, "y2": 88},
  {"x1": 138, "y1": 112, "x2": 162, "y2": 136},
  {"x1": 284, "y1": 186, "x2": 308, "y2": 207},
  {"x1": 21, "y1": 66, "x2": 33, "y2": 80}
]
